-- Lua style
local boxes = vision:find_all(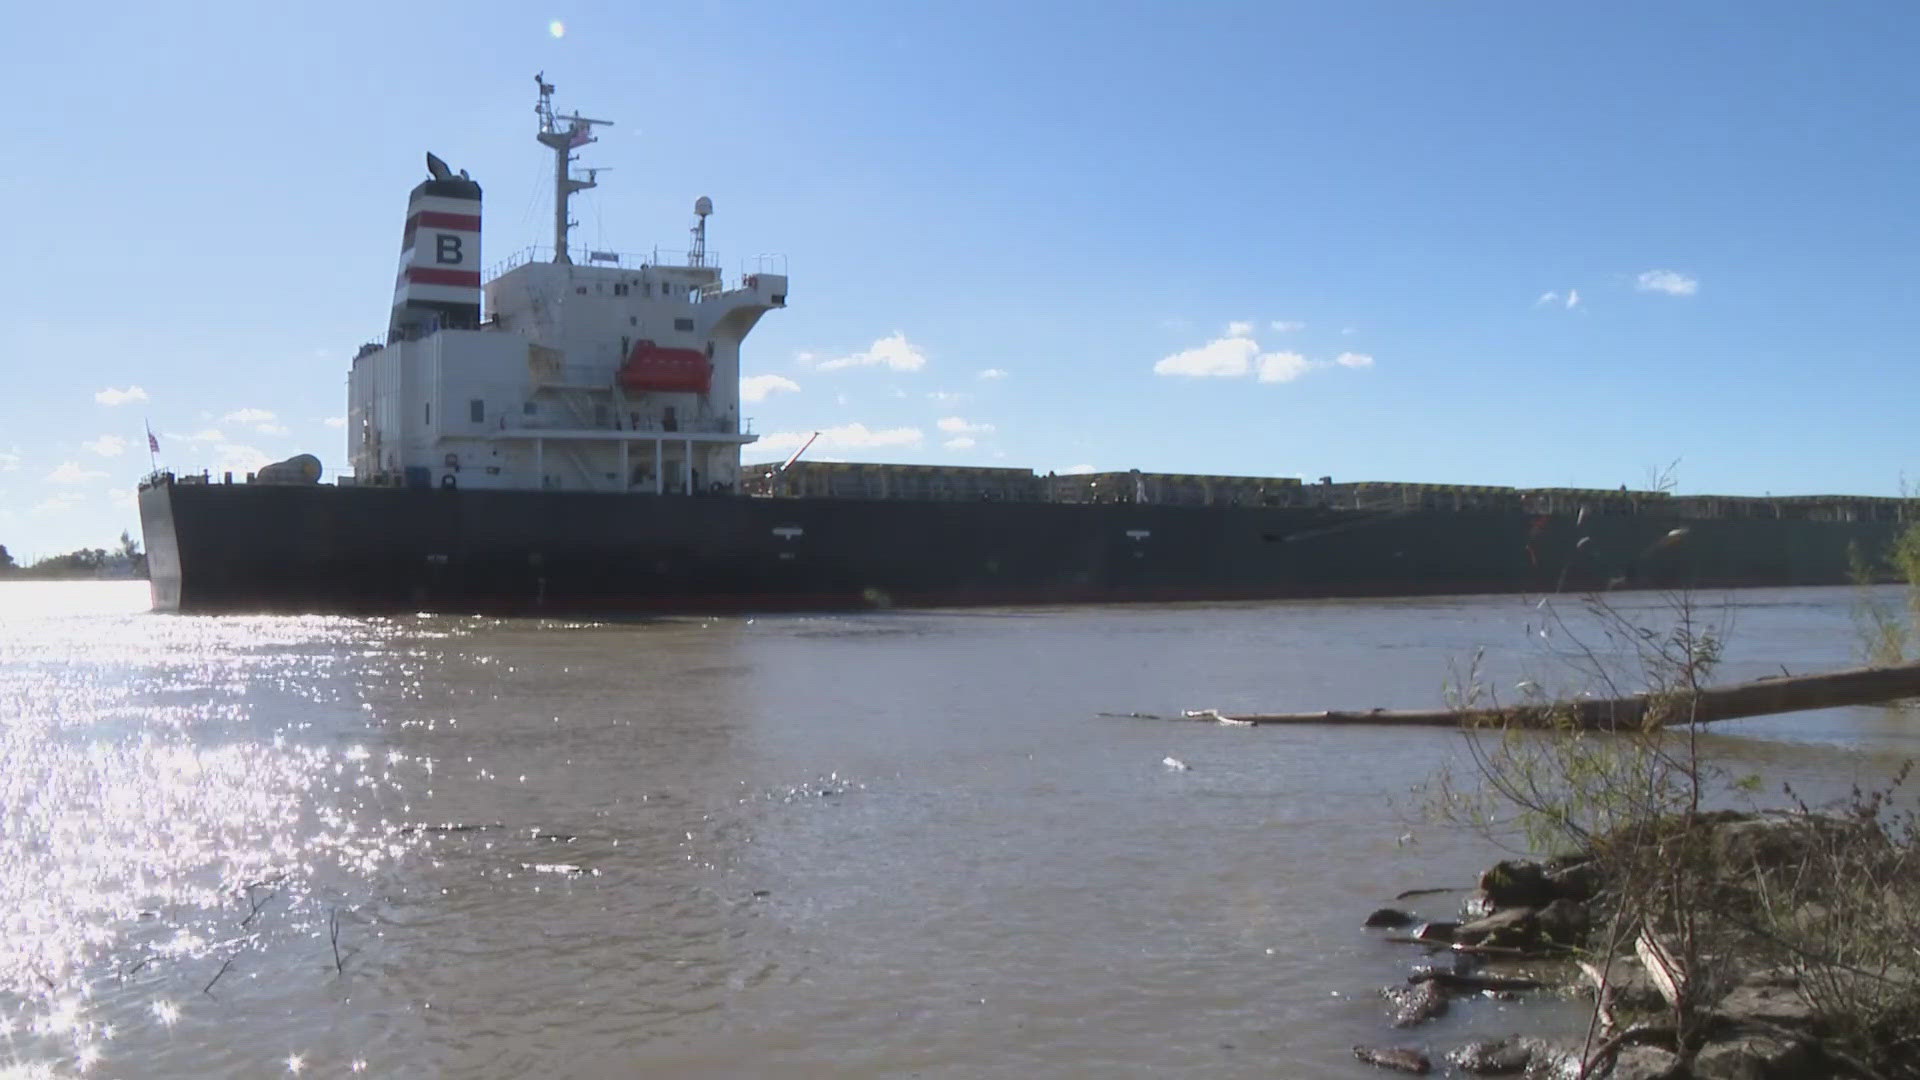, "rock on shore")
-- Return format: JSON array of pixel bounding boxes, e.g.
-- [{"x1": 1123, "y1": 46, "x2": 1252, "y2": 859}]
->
[{"x1": 1352, "y1": 810, "x2": 1896, "y2": 1078}]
